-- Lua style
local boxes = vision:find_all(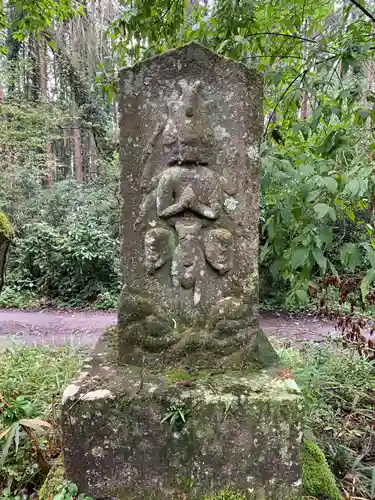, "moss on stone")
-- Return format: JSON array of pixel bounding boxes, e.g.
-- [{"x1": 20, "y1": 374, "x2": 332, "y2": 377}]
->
[
  {"x1": 38, "y1": 456, "x2": 65, "y2": 500},
  {"x1": 0, "y1": 210, "x2": 12, "y2": 240},
  {"x1": 302, "y1": 439, "x2": 342, "y2": 500},
  {"x1": 165, "y1": 368, "x2": 211, "y2": 383},
  {"x1": 202, "y1": 490, "x2": 248, "y2": 499}
]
